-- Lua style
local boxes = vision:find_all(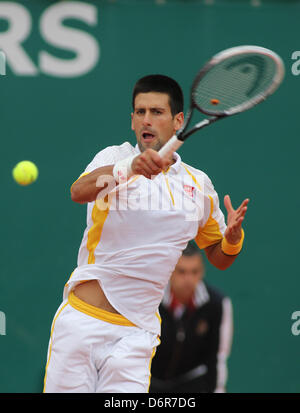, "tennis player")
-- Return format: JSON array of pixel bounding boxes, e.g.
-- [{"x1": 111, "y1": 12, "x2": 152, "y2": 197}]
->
[{"x1": 43, "y1": 74, "x2": 249, "y2": 393}]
